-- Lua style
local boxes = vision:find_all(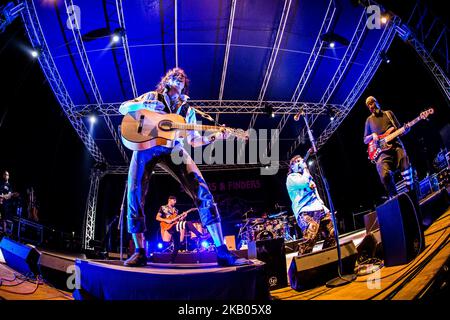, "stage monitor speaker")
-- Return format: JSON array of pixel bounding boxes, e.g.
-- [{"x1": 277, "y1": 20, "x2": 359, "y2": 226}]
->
[
  {"x1": 0, "y1": 237, "x2": 40, "y2": 278},
  {"x1": 38, "y1": 250, "x2": 86, "y2": 291},
  {"x1": 288, "y1": 240, "x2": 357, "y2": 291},
  {"x1": 420, "y1": 188, "x2": 450, "y2": 228},
  {"x1": 364, "y1": 211, "x2": 379, "y2": 234},
  {"x1": 376, "y1": 192, "x2": 425, "y2": 267},
  {"x1": 248, "y1": 238, "x2": 287, "y2": 290}
]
